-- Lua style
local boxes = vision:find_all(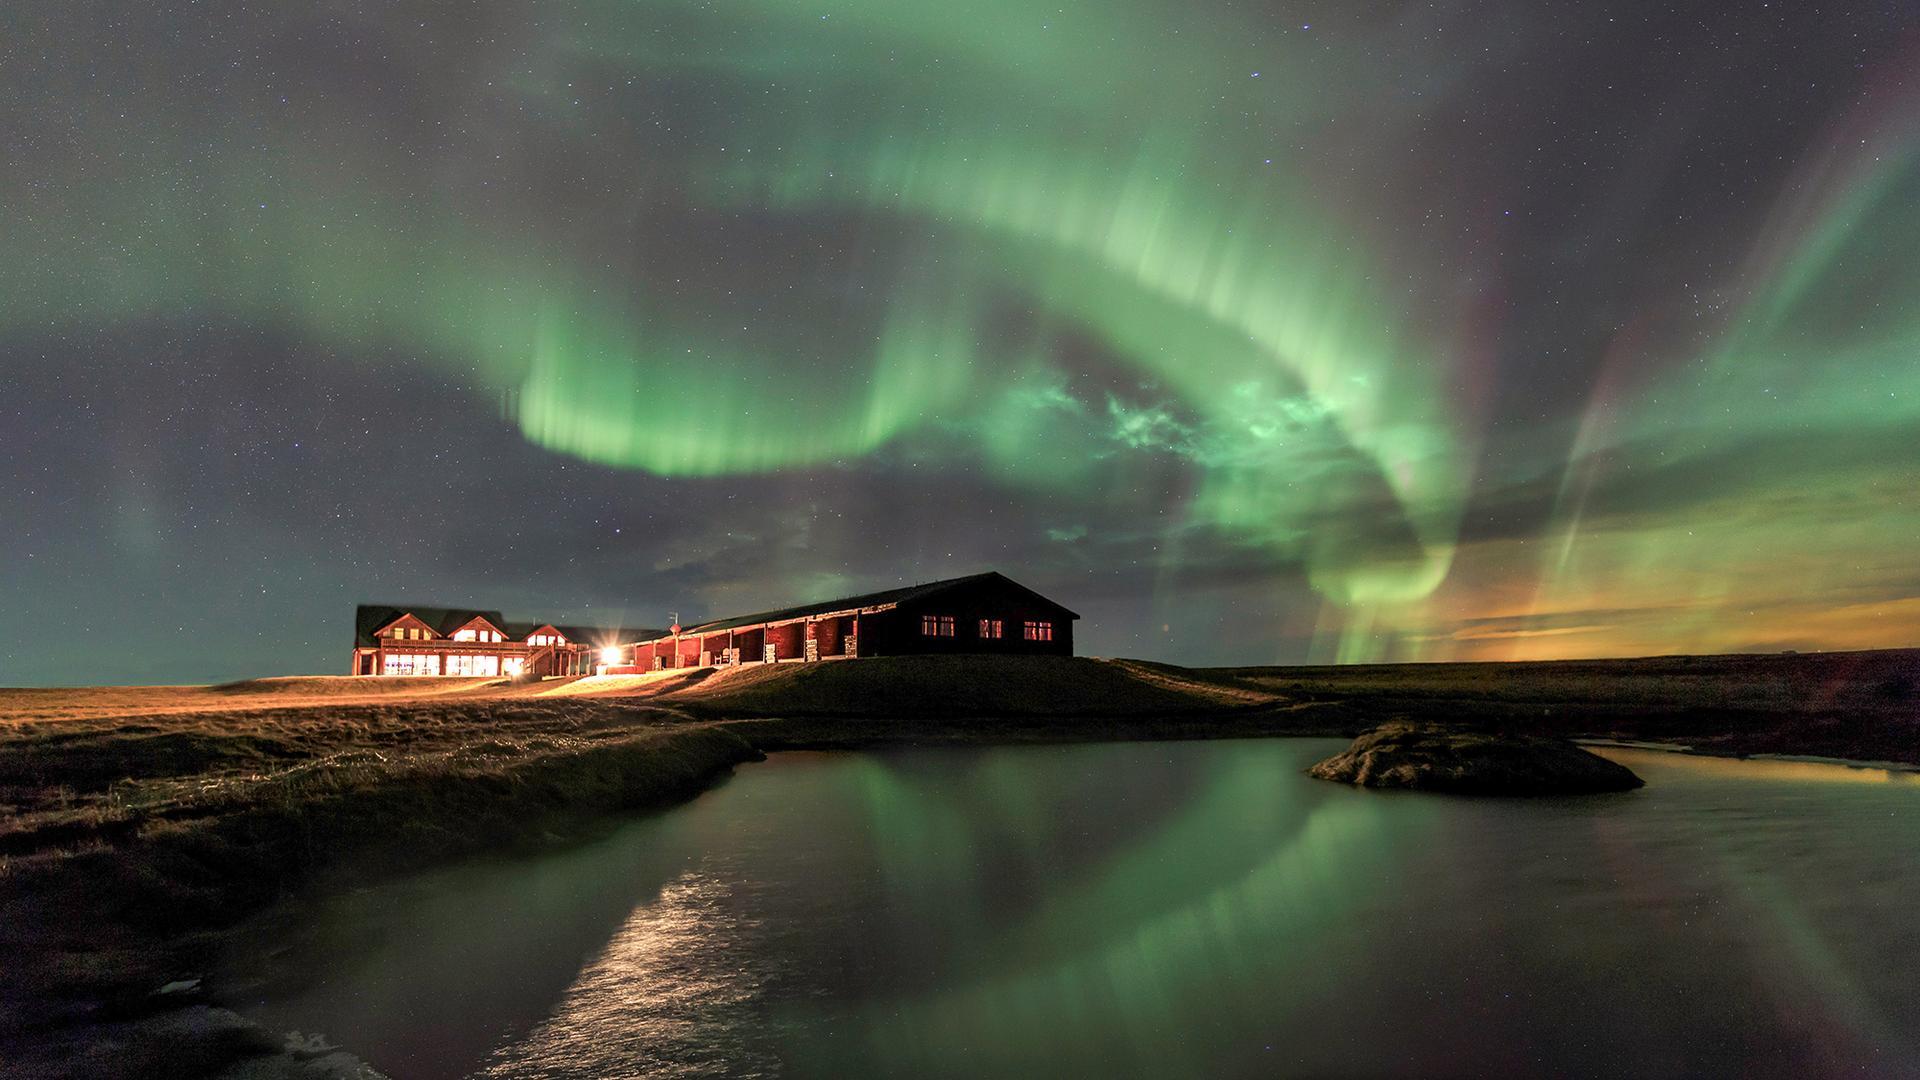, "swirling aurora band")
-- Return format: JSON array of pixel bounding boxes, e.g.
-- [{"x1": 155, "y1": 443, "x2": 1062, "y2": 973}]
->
[{"x1": 3, "y1": 0, "x2": 1917, "y2": 668}]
